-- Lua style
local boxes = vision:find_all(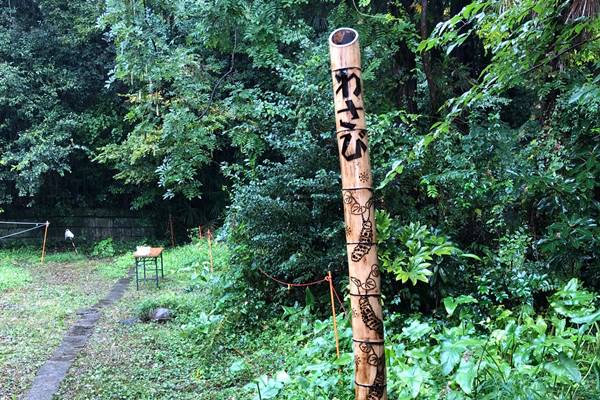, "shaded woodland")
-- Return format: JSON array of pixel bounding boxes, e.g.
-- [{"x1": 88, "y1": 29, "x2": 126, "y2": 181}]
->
[{"x1": 1, "y1": 1, "x2": 599, "y2": 397}]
